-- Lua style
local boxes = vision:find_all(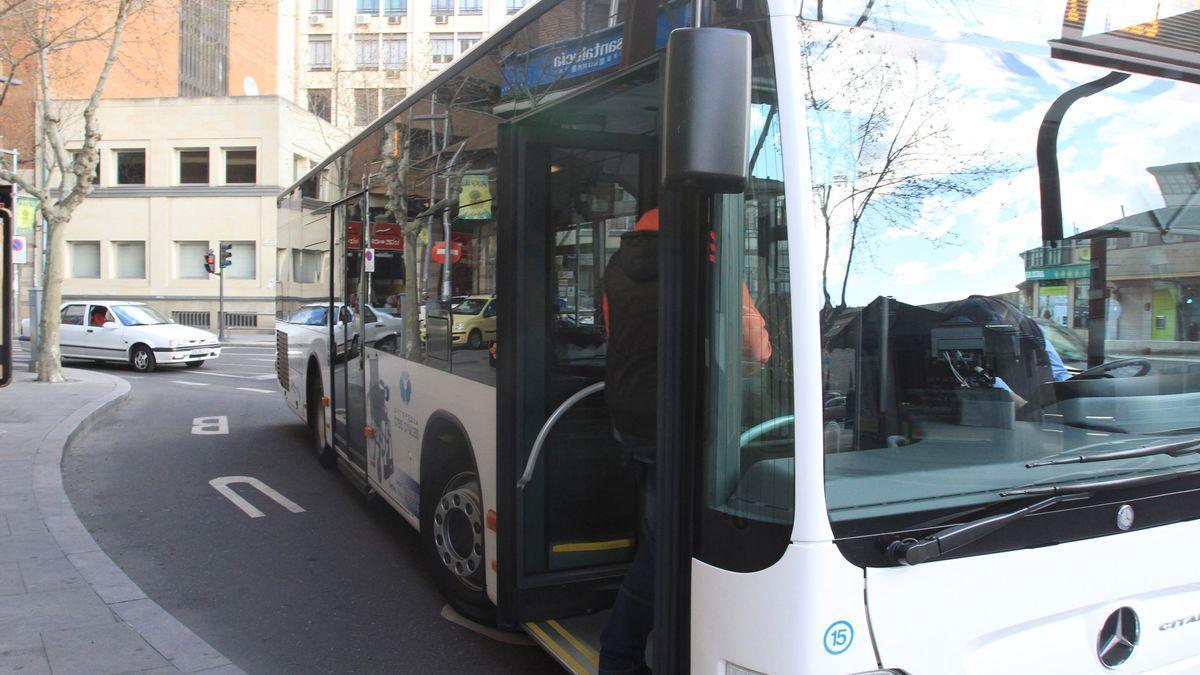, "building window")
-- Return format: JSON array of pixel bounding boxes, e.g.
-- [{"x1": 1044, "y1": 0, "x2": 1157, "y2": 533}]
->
[
  {"x1": 179, "y1": 0, "x2": 229, "y2": 97},
  {"x1": 308, "y1": 35, "x2": 332, "y2": 70},
  {"x1": 430, "y1": 35, "x2": 453, "y2": 64},
  {"x1": 300, "y1": 172, "x2": 322, "y2": 200},
  {"x1": 506, "y1": 0, "x2": 524, "y2": 13},
  {"x1": 115, "y1": 150, "x2": 146, "y2": 185},
  {"x1": 221, "y1": 241, "x2": 256, "y2": 279},
  {"x1": 311, "y1": 0, "x2": 332, "y2": 14},
  {"x1": 355, "y1": 35, "x2": 380, "y2": 70},
  {"x1": 356, "y1": 0, "x2": 380, "y2": 13},
  {"x1": 382, "y1": 87, "x2": 407, "y2": 110},
  {"x1": 383, "y1": 36, "x2": 407, "y2": 69},
  {"x1": 225, "y1": 148, "x2": 257, "y2": 184},
  {"x1": 178, "y1": 149, "x2": 209, "y2": 184},
  {"x1": 307, "y1": 89, "x2": 332, "y2": 122},
  {"x1": 354, "y1": 88, "x2": 380, "y2": 125},
  {"x1": 293, "y1": 249, "x2": 324, "y2": 283},
  {"x1": 70, "y1": 241, "x2": 100, "y2": 278},
  {"x1": 384, "y1": 0, "x2": 407, "y2": 15},
  {"x1": 113, "y1": 241, "x2": 146, "y2": 279},
  {"x1": 70, "y1": 150, "x2": 100, "y2": 185},
  {"x1": 431, "y1": 0, "x2": 453, "y2": 15},
  {"x1": 458, "y1": 32, "x2": 481, "y2": 53},
  {"x1": 458, "y1": 0, "x2": 481, "y2": 14},
  {"x1": 177, "y1": 241, "x2": 210, "y2": 279}
]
